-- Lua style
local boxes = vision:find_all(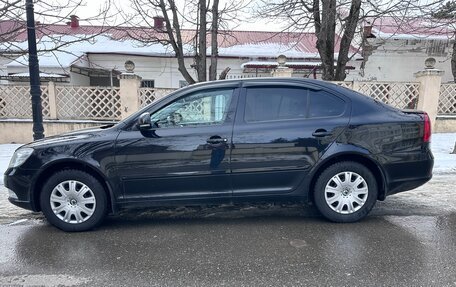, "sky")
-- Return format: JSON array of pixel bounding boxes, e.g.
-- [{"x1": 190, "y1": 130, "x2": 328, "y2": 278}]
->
[{"x1": 34, "y1": 0, "x2": 287, "y2": 32}]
